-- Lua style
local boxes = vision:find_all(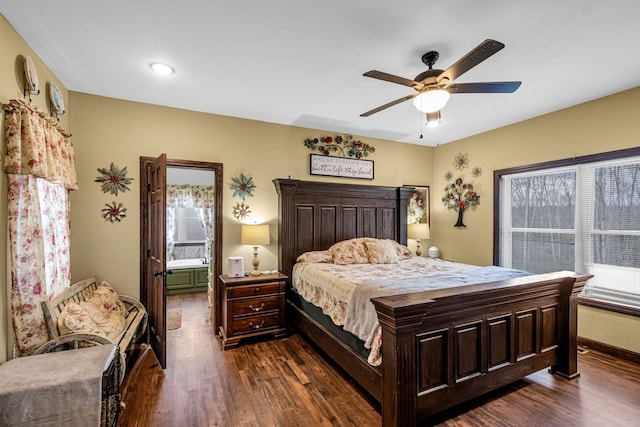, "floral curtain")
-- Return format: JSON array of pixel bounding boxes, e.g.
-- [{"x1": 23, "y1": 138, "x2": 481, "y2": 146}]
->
[
  {"x1": 4, "y1": 99, "x2": 77, "y2": 190},
  {"x1": 4, "y1": 99, "x2": 77, "y2": 356},
  {"x1": 166, "y1": 185, "x2": 216, "y2": 260}
]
